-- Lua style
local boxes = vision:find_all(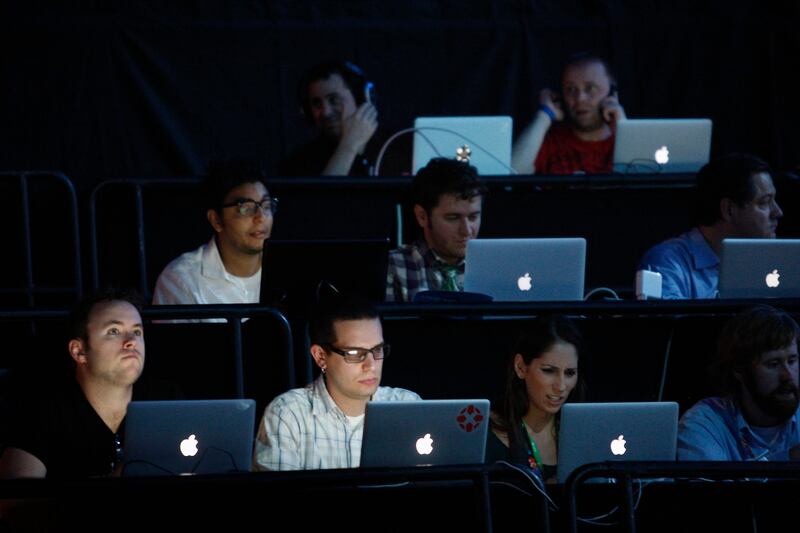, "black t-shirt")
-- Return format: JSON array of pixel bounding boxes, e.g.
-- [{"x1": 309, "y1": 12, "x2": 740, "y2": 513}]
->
[
  {"x1": 278, "y1": 130, "x2": 411, "y2": 177},
  {"x1": 4, "y1": 375, "x2": 180, "y2": 478}
]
